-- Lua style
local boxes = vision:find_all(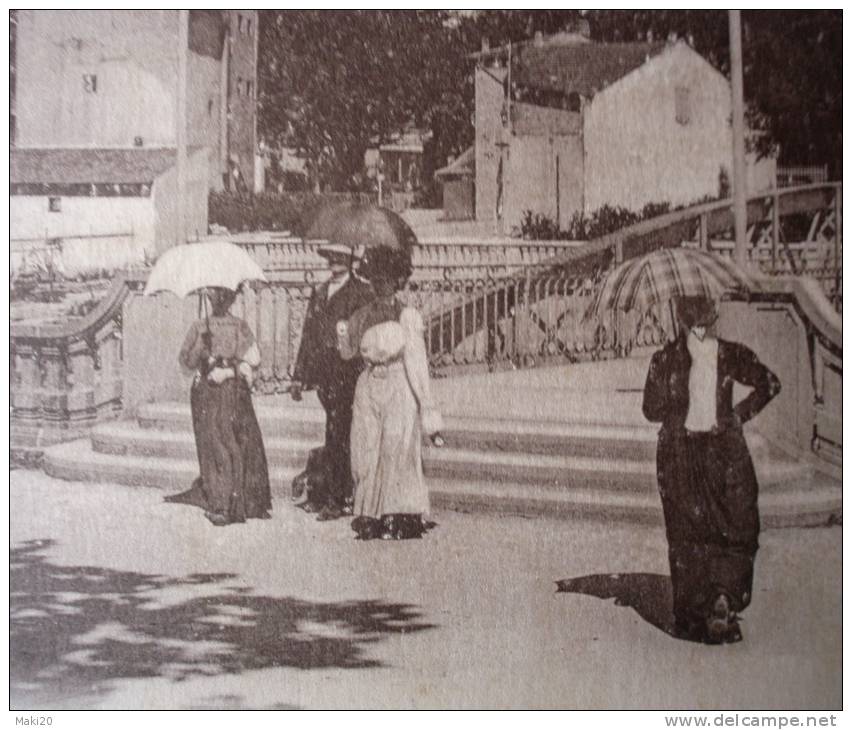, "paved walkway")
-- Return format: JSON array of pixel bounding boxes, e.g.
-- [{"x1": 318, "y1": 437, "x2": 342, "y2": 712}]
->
[{"x1": 10, "y1": 469, "x2": 841, "y2": 710}]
